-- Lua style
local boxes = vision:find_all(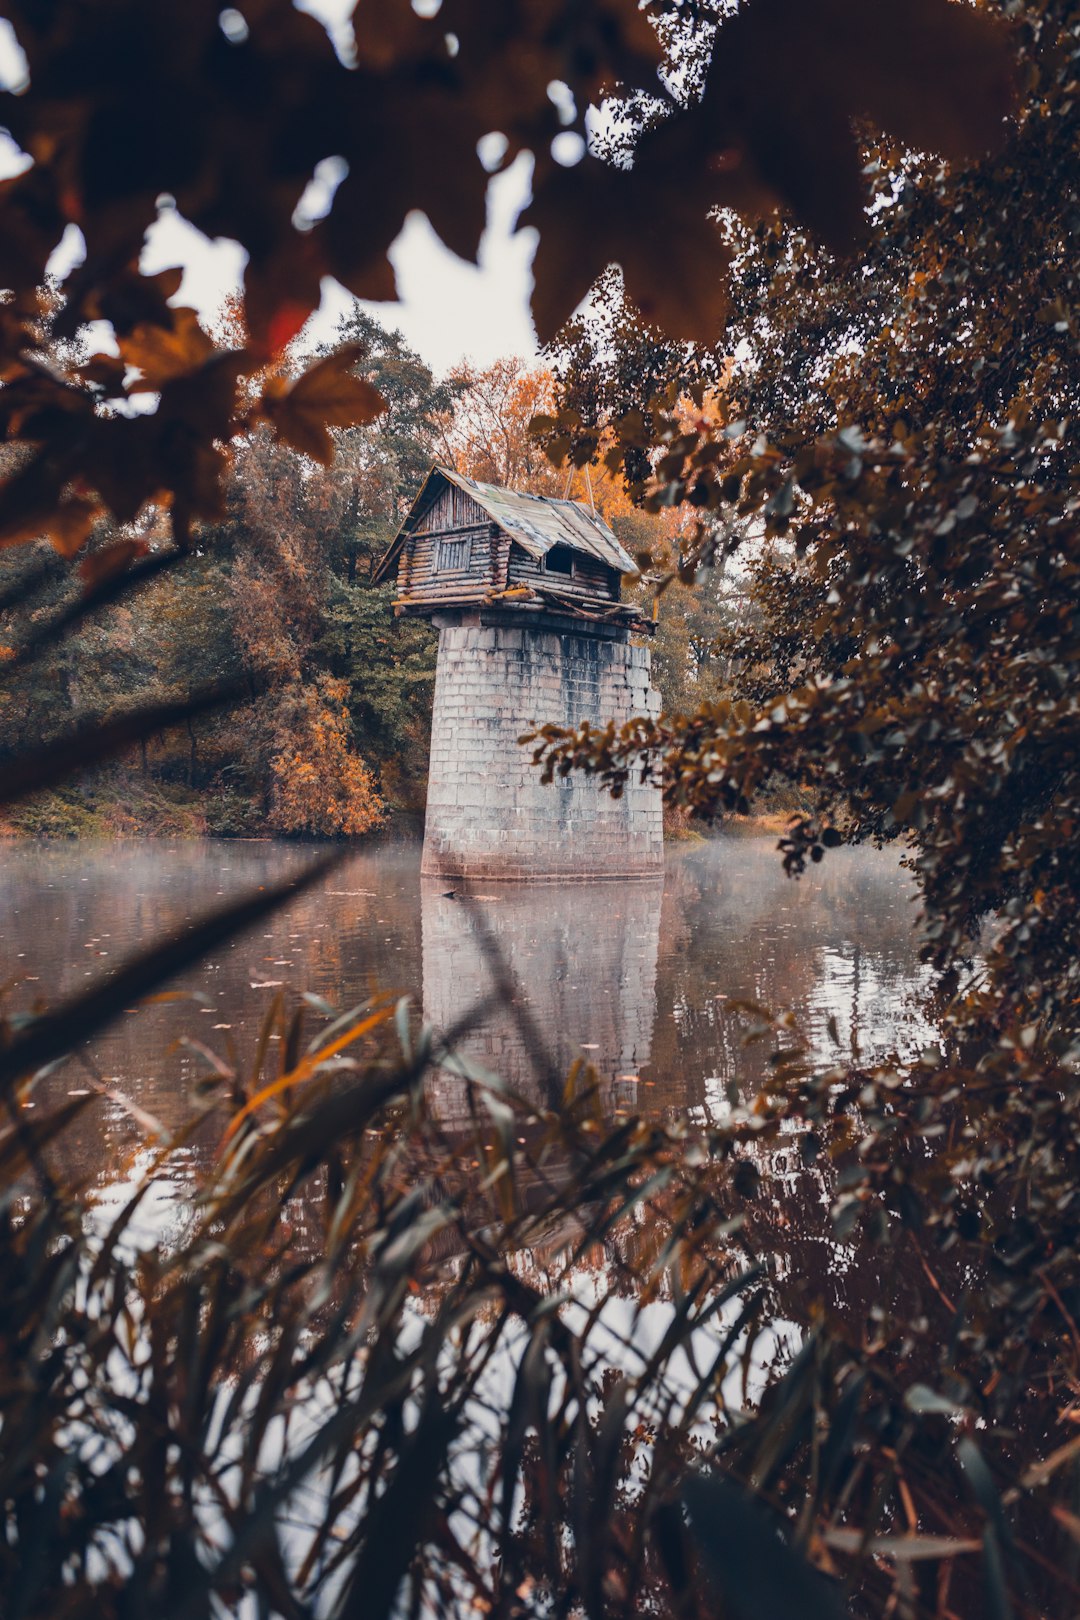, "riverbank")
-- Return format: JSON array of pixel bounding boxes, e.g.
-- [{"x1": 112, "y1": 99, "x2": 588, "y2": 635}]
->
[
  {"x1": 1, "y1": 776, "x2": 260, "y2": 840},
  {"x1": 3, "y1": 776, "x2": 800, "y2": 843},
  {"x1": 1, "y1": 768, "x2": 423, "y2": 841}
]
